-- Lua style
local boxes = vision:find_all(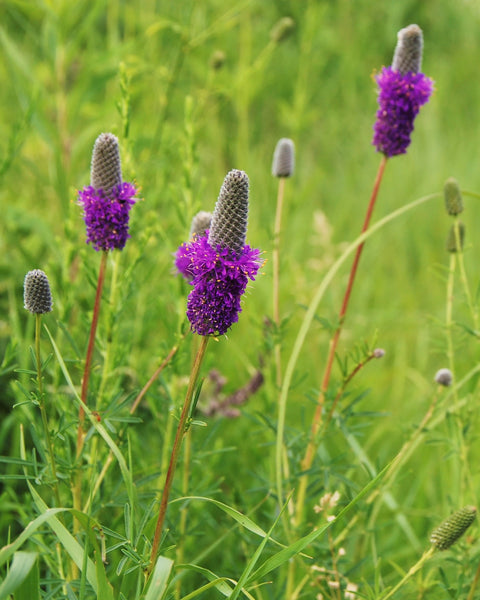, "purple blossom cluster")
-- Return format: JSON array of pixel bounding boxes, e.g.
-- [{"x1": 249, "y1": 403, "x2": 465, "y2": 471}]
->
[
  {"x1": 176, "y1": 234, "x2": 262, "y2": 336},
  {"x1": 78, "y1": 182, "x2": 137, "y2": 251},
  {"x1": 373, "y1": 66, "x2": 433, "y2": 157}
]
